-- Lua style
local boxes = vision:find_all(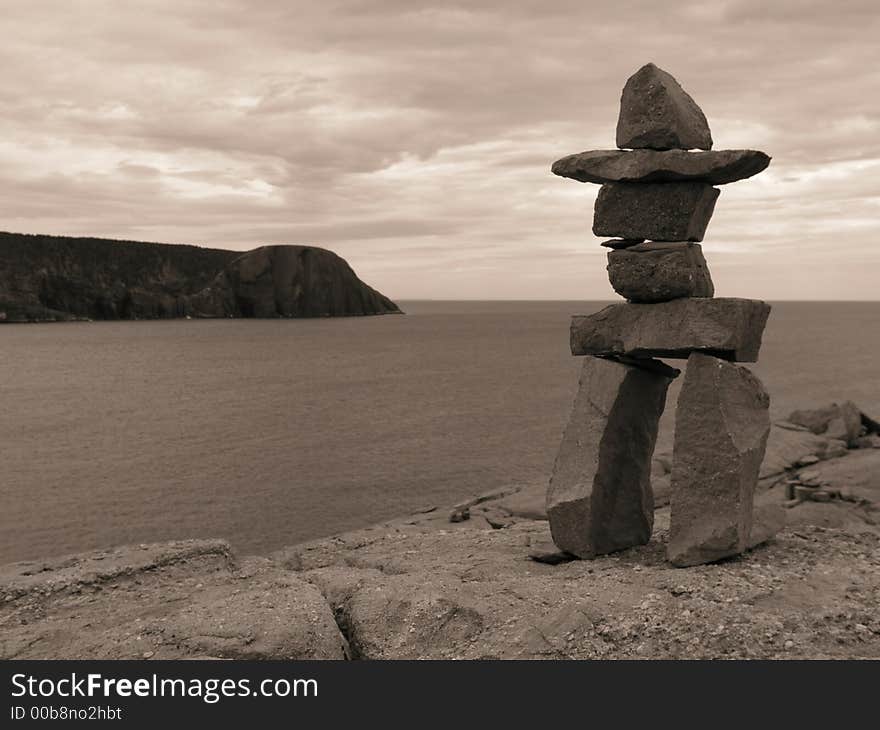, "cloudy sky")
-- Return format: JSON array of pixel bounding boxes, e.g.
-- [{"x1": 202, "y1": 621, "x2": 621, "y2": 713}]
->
[{"x1": 2, "y1": 0, "x2": 878, "y2": 299}]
